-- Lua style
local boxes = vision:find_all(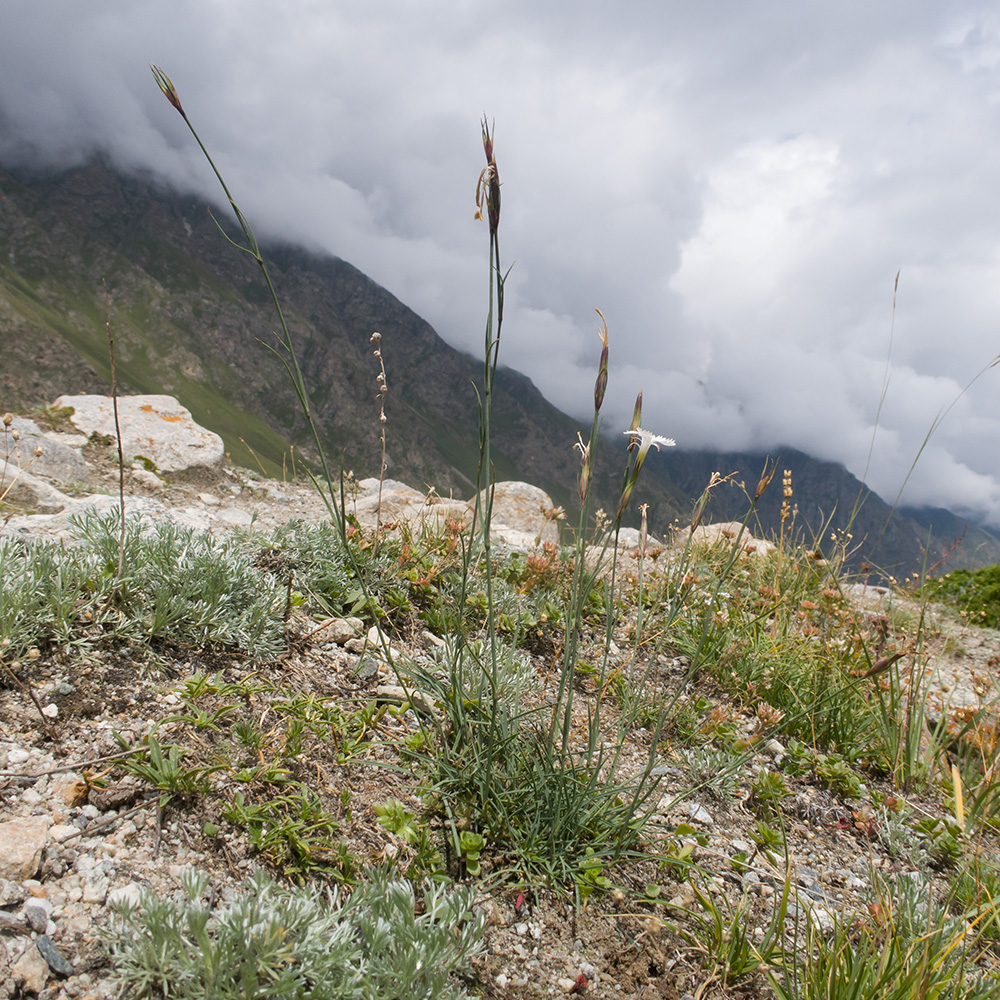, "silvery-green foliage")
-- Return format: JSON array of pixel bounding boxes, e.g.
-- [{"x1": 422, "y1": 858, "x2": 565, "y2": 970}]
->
[
  {"x1": 105, "y1": 867, "x2": 485, "y2": 1000},
  {"x1": 434, "y1": 637, "x2": 539, "y2": 708},
  {"x1": 72, "y1": 510, "x2": 287, "y2": 657}
]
